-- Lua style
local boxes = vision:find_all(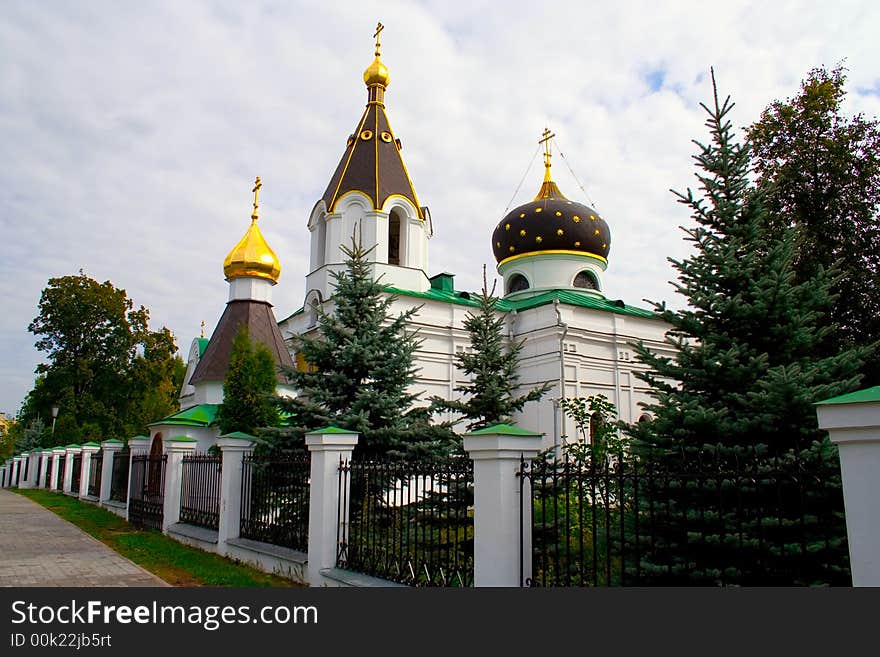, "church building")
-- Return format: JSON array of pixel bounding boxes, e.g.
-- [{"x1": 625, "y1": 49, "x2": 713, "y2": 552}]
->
[{"x1": 158, "y1": 29, "x2": 674, "y2": 453}]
